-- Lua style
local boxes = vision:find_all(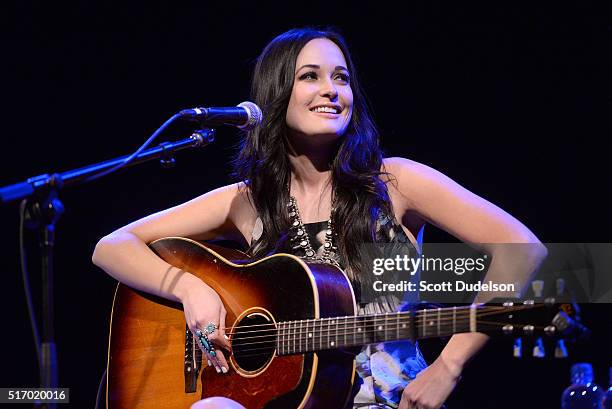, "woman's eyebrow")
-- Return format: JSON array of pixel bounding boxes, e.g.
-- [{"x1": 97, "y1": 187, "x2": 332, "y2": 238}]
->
[{"x1": 296, "y1": 64, "x2": 349, "y2": 73}]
